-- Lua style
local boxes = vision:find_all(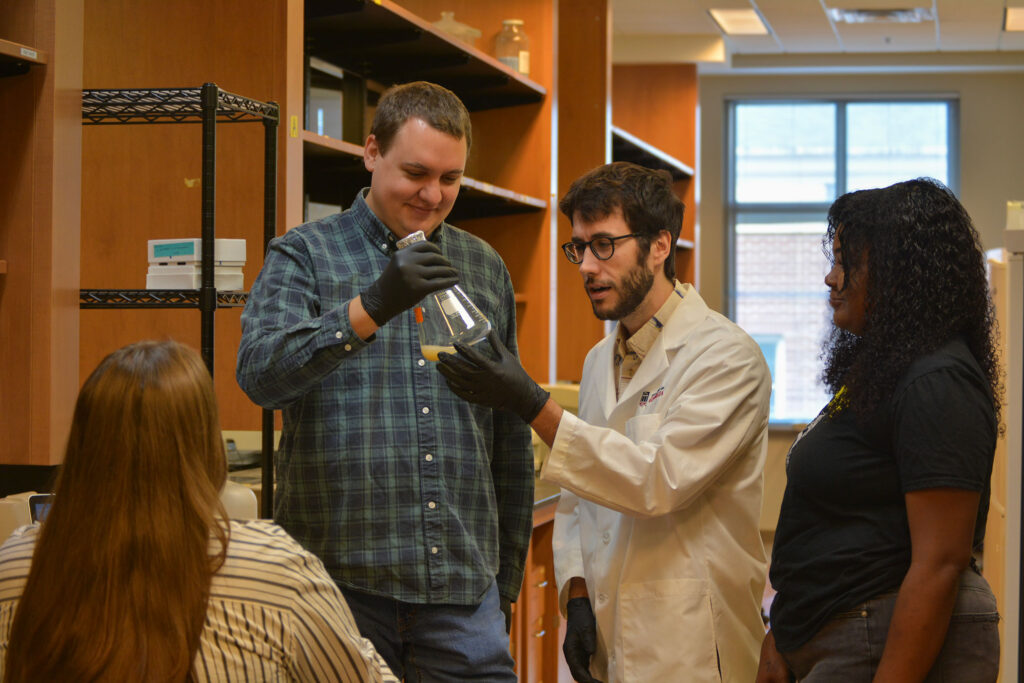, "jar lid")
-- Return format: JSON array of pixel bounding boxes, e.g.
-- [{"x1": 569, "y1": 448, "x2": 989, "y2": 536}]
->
[{"x1": 502, "y1": 19, "x2": 524, "y2": 25}]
